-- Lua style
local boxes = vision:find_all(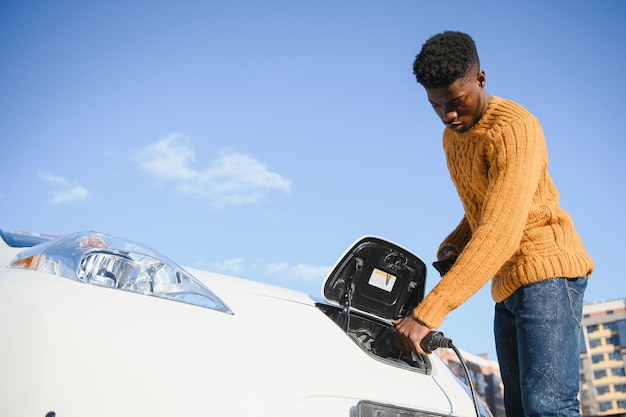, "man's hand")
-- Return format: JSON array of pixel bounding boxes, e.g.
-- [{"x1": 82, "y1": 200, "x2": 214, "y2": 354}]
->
[{"x1": 391, "y1": 316, "x2": 432, "y2": 355}]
